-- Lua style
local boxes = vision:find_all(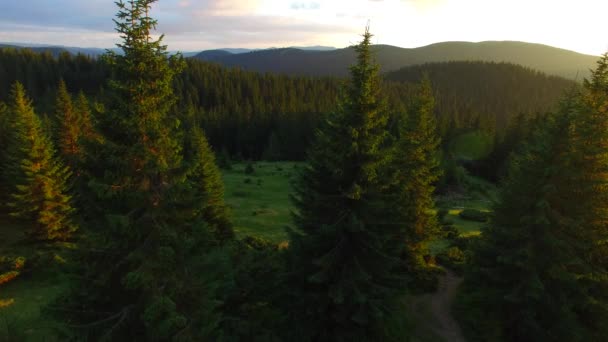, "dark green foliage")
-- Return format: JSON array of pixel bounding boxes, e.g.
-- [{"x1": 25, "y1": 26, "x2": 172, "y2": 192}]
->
[
  {"x1": 0, "y1": 101, "x2": 10, "y2": 206},
  {"x1": 185, "y1": 127, "x2": 234, "y2": 241},
  {"x1": 436, "y1": 247, "x2": 466, "y2": 273},
  {"x1": 216, "y1": 147, "x2": 232, "y2": 170},
  {"x1": 458, "y1": 209, "x2": 488, "y2": 222},
  {"x1": 462, "y1": 111, "x2": 580, "y2": 341},
  {"x1": 244, "y1": 162, "x2": 255, "y2": 175},
  {"x1": 219, "y1": 237, "x2": 287, "y2": 341},
  {"x1": 0, "y1": 46, "x2": 573, "y2": 165},
  {"x1": 3, "y1": 82, "x2": 77, "y2": 241},
  {"x1": 441, "y1": 224, "x2": 459, "y2": 240},
  {"x1": 385, "y1": 75, "x2": 442, "y2": 280},
  {"x1": 54, "y1": 79, "x2": 95, "y2": 173},
  {"x1": 463, "y1": 54, "x2": 608, "y2": 339},
  {"x1": 62, "y1": 1, "x2": 233, "y2": 339},
  {"x1": 262, "y1": 131, "x2": 282, "y2": 161},
  {"x1": 288, "y1": 28, "x2": 406, "y2": 341},
  {"x1": 437, "y1": 208, "x2": 448, "y2": 222}
]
